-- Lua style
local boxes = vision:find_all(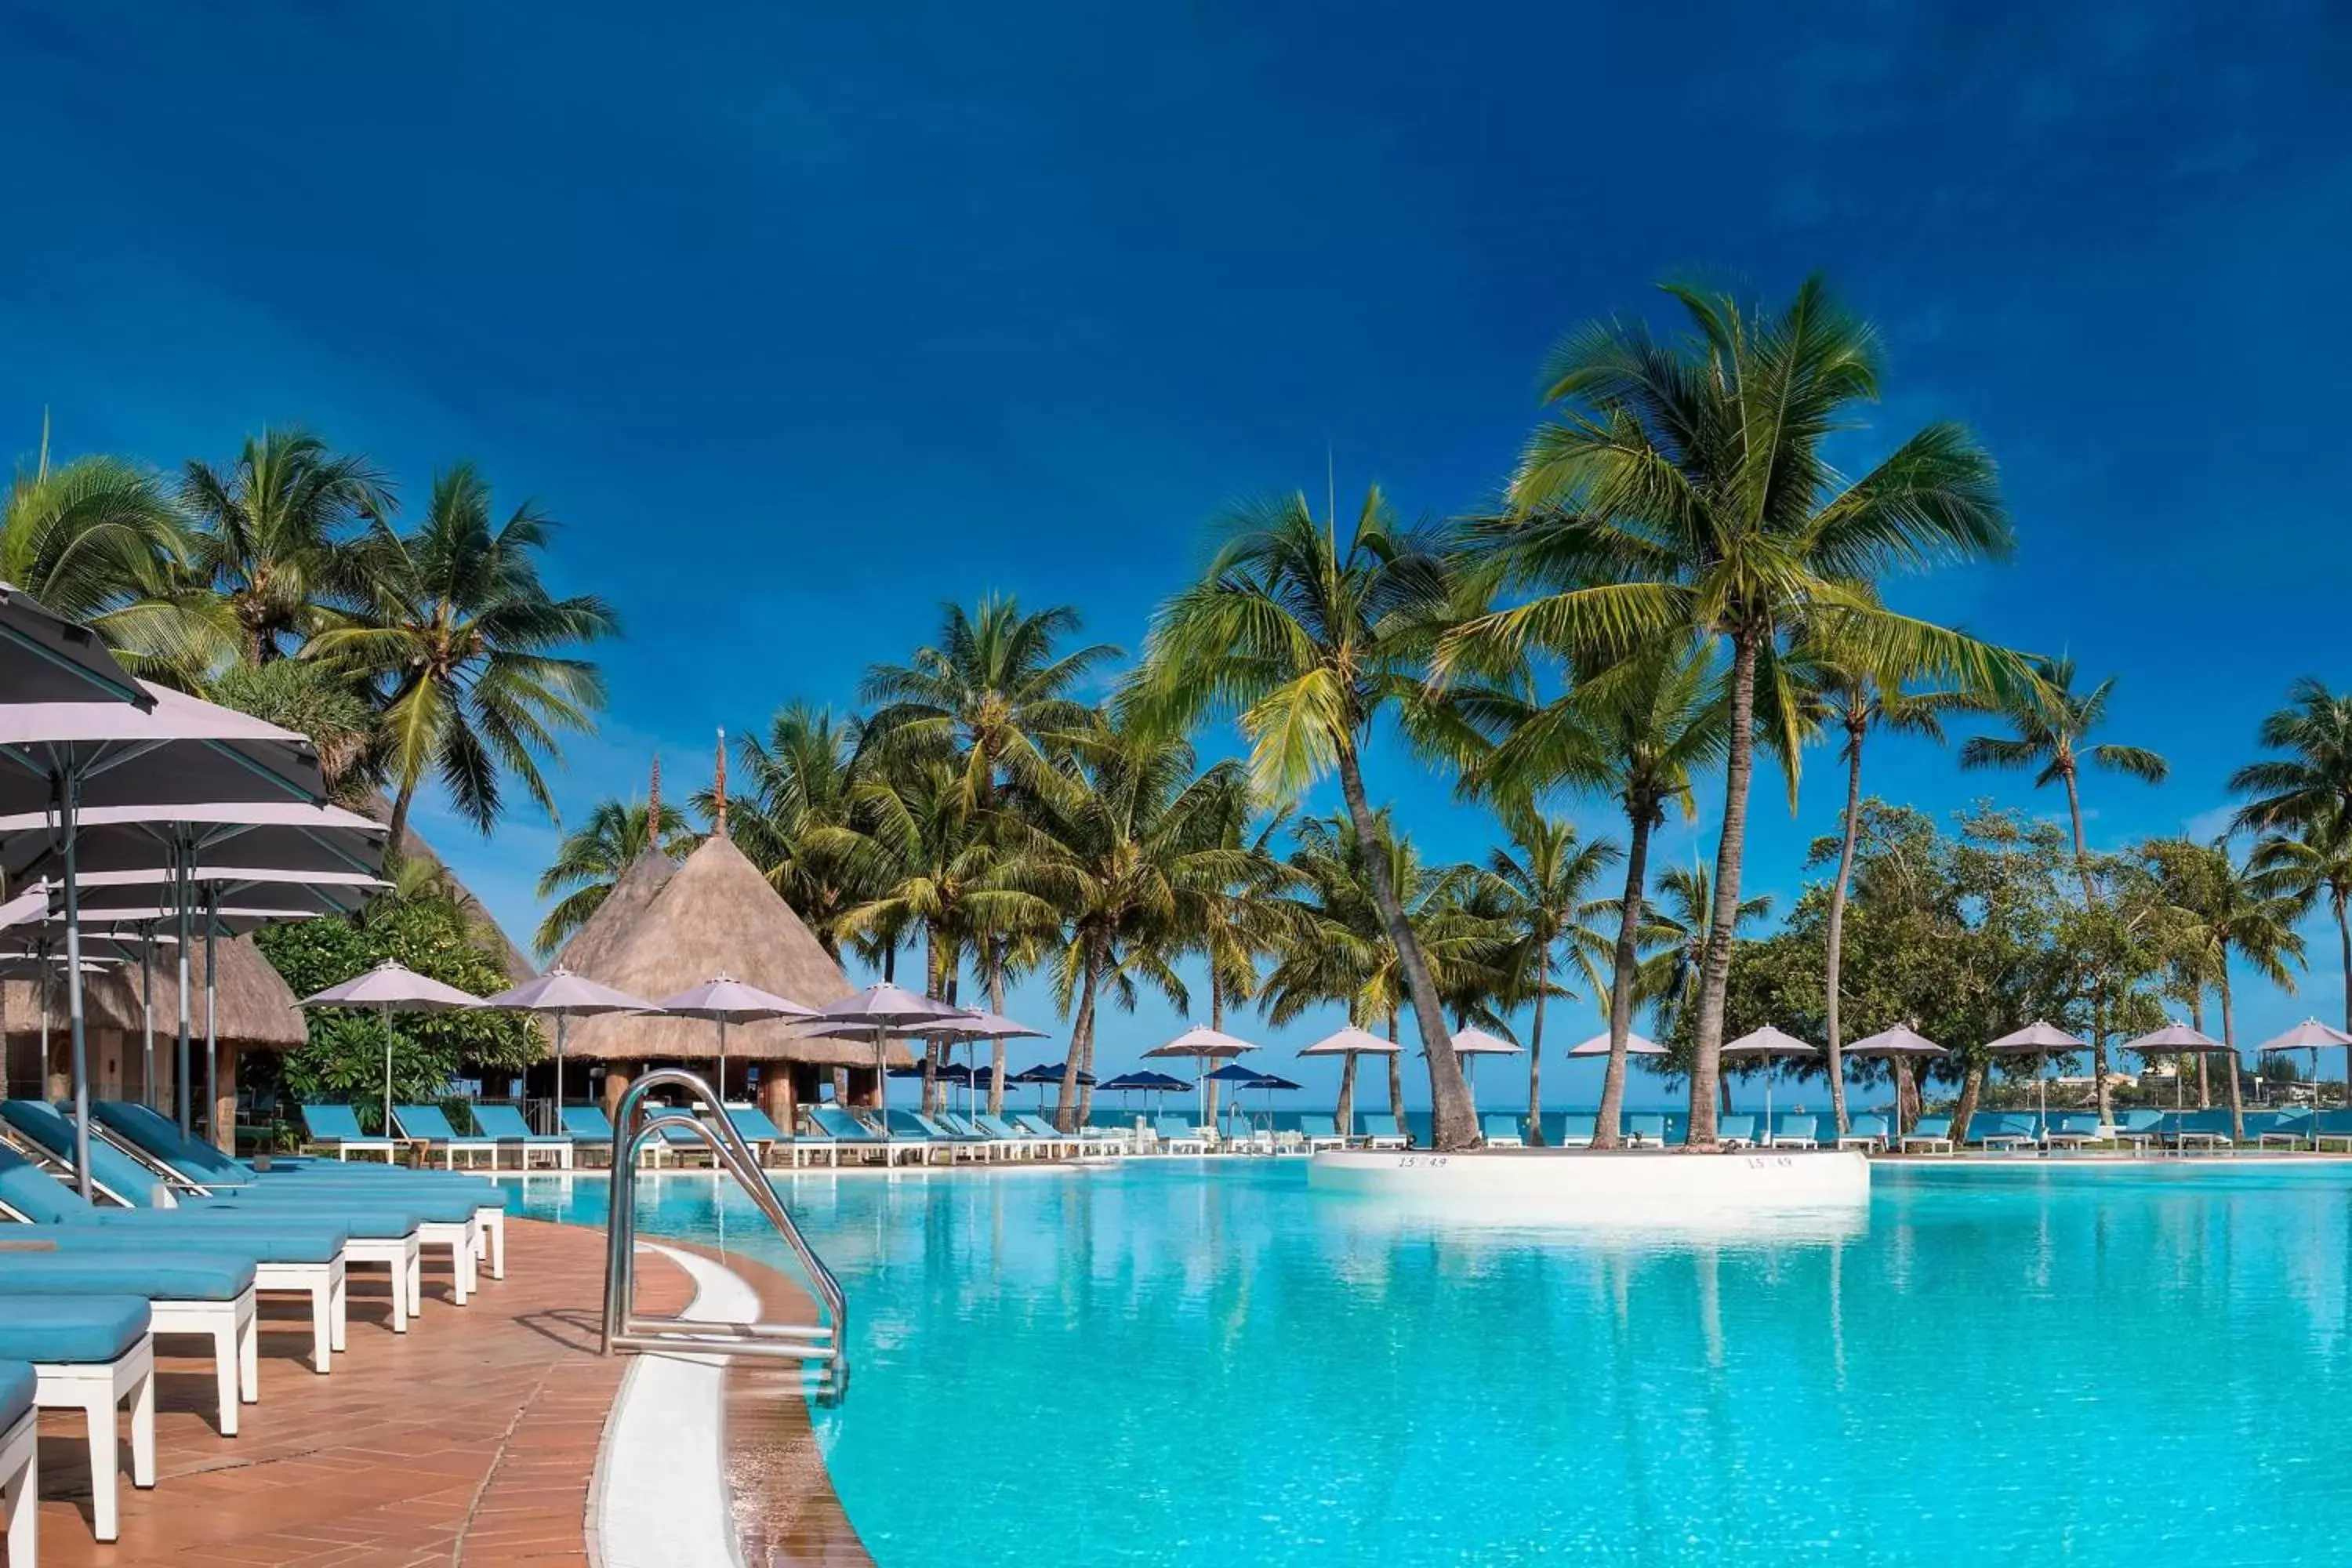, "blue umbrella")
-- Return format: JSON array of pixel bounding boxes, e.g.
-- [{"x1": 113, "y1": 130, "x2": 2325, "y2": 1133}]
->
[
  {"x1": 1011, "y1": 1060, "x2": 1091, "y2": 1112},
  {"x1": 1100, "y1": 1068, "x2": 1193, "y2": 1118}
]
